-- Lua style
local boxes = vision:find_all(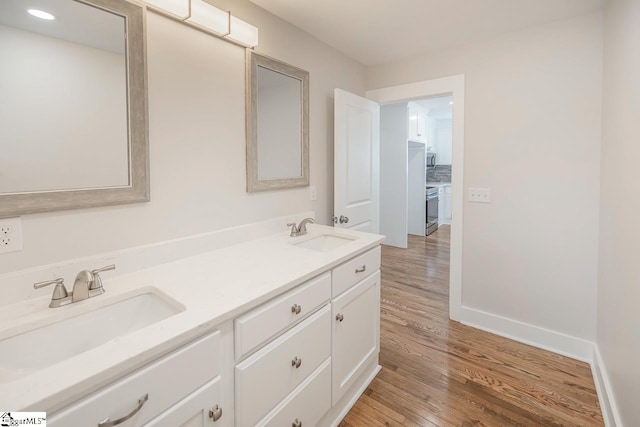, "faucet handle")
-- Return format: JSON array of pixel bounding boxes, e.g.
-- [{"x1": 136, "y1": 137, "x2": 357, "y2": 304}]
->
[
  {"x1": 34, "y1": 278, "x2": 69, "y2": 305},
  {"x1": 89, "y1": 264, "x2": 115, "y2": 292}
]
